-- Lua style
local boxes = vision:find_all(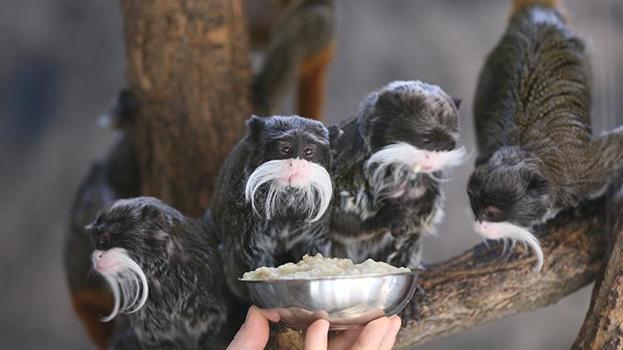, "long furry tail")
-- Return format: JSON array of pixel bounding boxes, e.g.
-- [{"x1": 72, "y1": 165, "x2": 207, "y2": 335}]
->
[{"x1": 512, "y1": 0, "x2": 559, "y2": 12}]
